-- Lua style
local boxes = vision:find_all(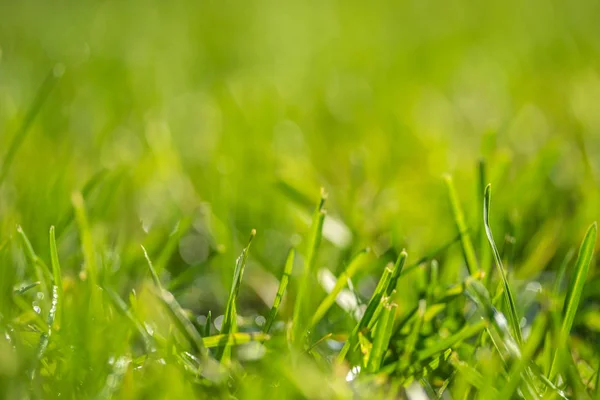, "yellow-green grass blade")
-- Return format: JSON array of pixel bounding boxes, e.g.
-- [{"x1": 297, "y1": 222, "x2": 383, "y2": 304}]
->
[
  {"x1": 444, "y1": 174, "x2": 479, "y2": 275},
  {"x1": 216, "y1": 229, "x2": 256, "y2": 361},
  {"x1": 483, "y1": 184, "x2": 523, "y2": 346},
  {"x1": 141, "y1": 245, "x2": 163, "y2": 290},
  {"x1": 202, "y1": 332, "x2": 270, "y2": 348},
  {"x1": 478, "y1": 159, "x2": 492, "y2": 283},
  {"x1": 366, "y1": 297, "x2": 397, "y2": 373},
  {"x1": 550, "y1": 222, "x2": 597, "y2": 381},
  {"x1": 264, "y1": 248, "x2": 295, "y2": 334},
  {"x1": 49, "y1": 226, "x2": 63, "y2": 330},
  {"x1": 16, "y1": 225, "x2": 52, "y2": 296},
  {"x1": 72, "y1": 192, "x2": 98, "y2": 288},
  {"x1": 292, "y1": 190, "x2": 326, "y2": 348},
  {"x1": 309, "y1": 248, "x2": 370, "y2": 329}
]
